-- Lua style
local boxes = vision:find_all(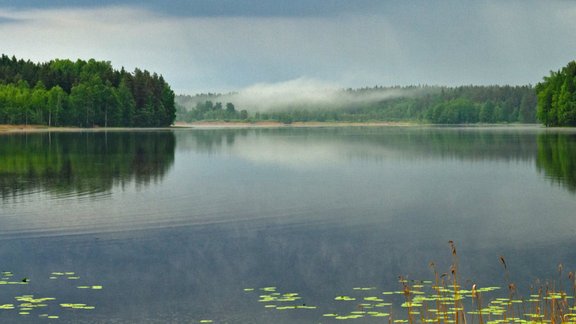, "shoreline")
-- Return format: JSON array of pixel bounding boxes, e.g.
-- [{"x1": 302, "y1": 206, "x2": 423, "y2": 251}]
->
[
  {"x1": 0, "y1": 121, "x2": 418, "y2": 133},
  {"x1": 173, "y1": 121, "x2": 418, "y2": 129},
  {"x1": 0, "y1": 125, "x2": 175, "y2": 133},
  {"x1": 0, "y1": 122, "x2": 546, "y2": 133}
]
